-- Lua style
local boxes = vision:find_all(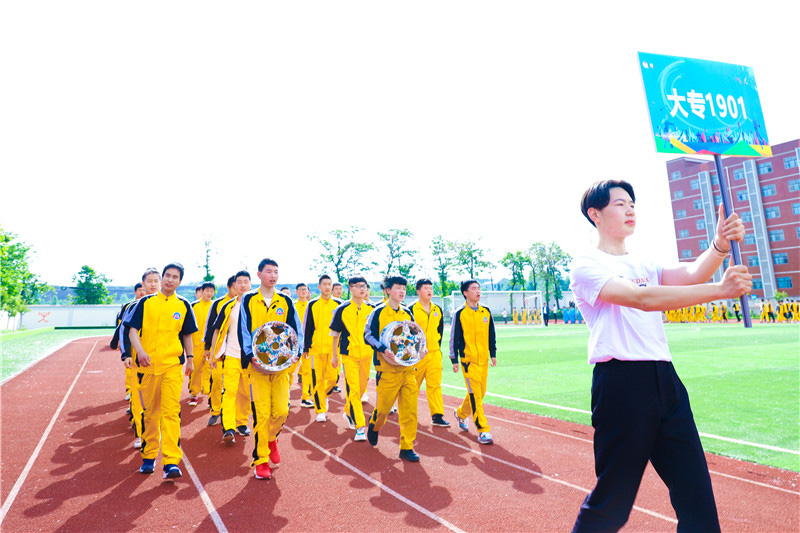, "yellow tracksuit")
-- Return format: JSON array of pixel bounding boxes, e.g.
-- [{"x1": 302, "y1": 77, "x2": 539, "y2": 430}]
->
[
  {"x1": 124, "y1": 291, "x2": 198, "y2": 464},
  {"x1": 364, "y1": 302, "x2": 419, "y2": 451},
  {"x1": 450, "y1": 303, "x2": 496, "y2": 434},
  {"x1": 330, "y1": 299, "x2": 375, "y2": 429},
  {"x1": 212, "y1": 299, "x2": 252, "y2": 432},
  {"x1": 239, "y1": 288, "x2": 304, "y2": 467},
  {"x1": 205, "y1": 294, "x2": 234, "y2": 415},
  {"x1": 117, "y1": 299, "x2": 143, "y2": 436},
  {"x1": 188, "y1": 299, "x2": 213, "y2": 397},
  {"x1": 293, "y1": 299, "x2": 311, "y2": 400},
  {"x1": 303, "y1": 296, "x2": 344, "y2": 414},
  {"x1": 409, "y1": 300, "x2": 445, "y2": 418}
]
